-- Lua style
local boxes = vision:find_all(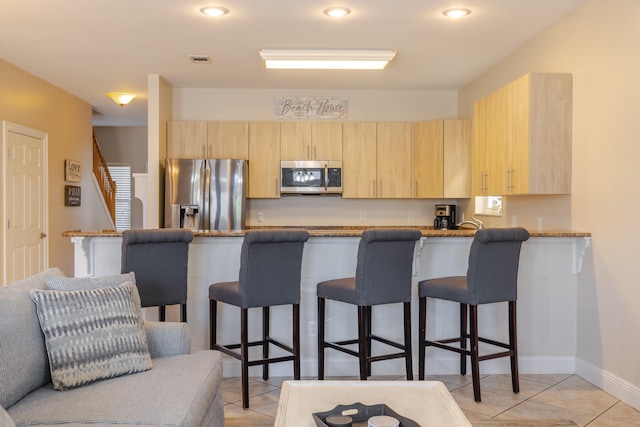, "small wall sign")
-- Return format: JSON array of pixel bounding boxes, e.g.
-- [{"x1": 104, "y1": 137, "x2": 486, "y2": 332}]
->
[
  {"x1": 65, "y1": 159, "x2": 81, "y2": 182},
  {"x1": 275, "y1": 97, "x2": 348, "y2": 119},
  {"x1": 64, "y1": 185, "x2": 81, "y2": 206}
]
